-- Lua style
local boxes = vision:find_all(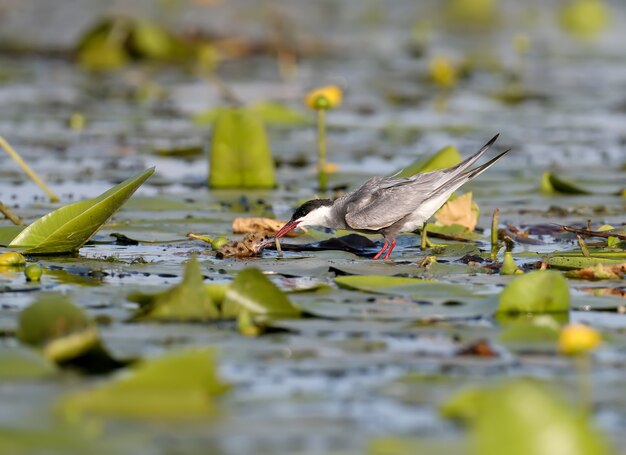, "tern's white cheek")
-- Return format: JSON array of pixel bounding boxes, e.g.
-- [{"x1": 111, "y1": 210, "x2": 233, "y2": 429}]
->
[{"x1": 299, "y1": 206, "x2": 332, "y2": 227}]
